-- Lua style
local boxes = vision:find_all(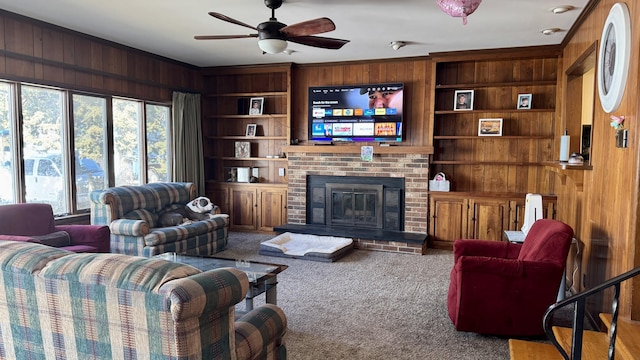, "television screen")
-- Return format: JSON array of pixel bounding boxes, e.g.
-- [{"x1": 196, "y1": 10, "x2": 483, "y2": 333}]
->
[{"x1": 308, "y1": 83, "x2": 404, "y2": 142}]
